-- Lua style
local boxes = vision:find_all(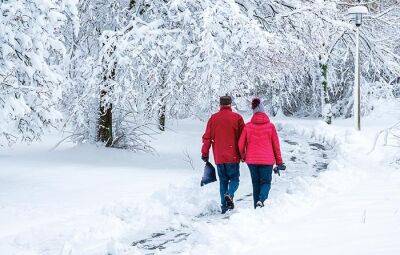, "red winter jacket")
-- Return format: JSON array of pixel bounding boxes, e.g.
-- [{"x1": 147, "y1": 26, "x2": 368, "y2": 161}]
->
[
  {"x1": 202, "y1": 106, "x2": 245, "y2": 164},
  {"x1": 238, "y1": 112, "x2": 283, "y2": 165}
]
